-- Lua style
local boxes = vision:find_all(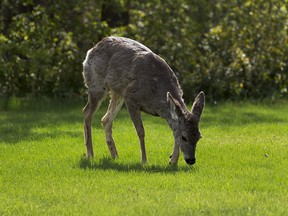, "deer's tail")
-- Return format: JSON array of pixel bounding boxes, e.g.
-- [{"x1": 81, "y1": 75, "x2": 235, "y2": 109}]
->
[{"x1": 82, "y1": 48, "x2": 98, "y2": 90}]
